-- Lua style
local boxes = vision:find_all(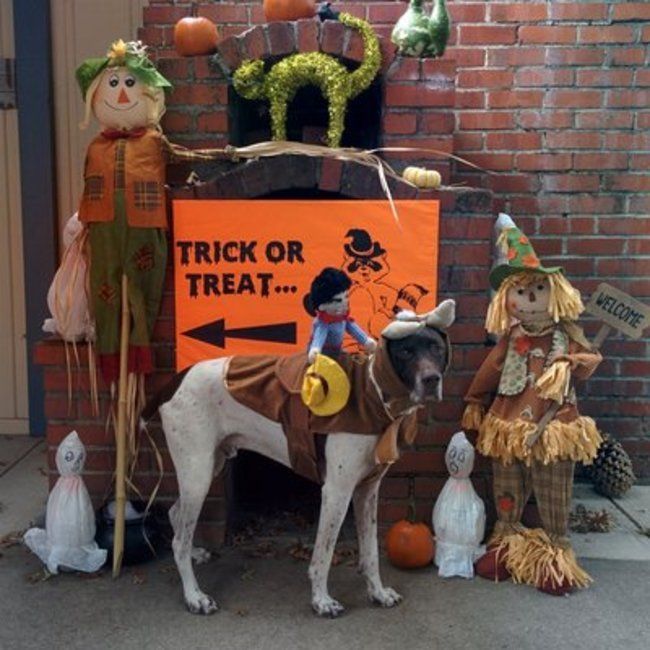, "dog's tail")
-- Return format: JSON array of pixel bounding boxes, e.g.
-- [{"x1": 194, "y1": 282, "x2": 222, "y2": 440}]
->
[{"x1": 139, "y1": 366, "x2": 193, "y2": 429}]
